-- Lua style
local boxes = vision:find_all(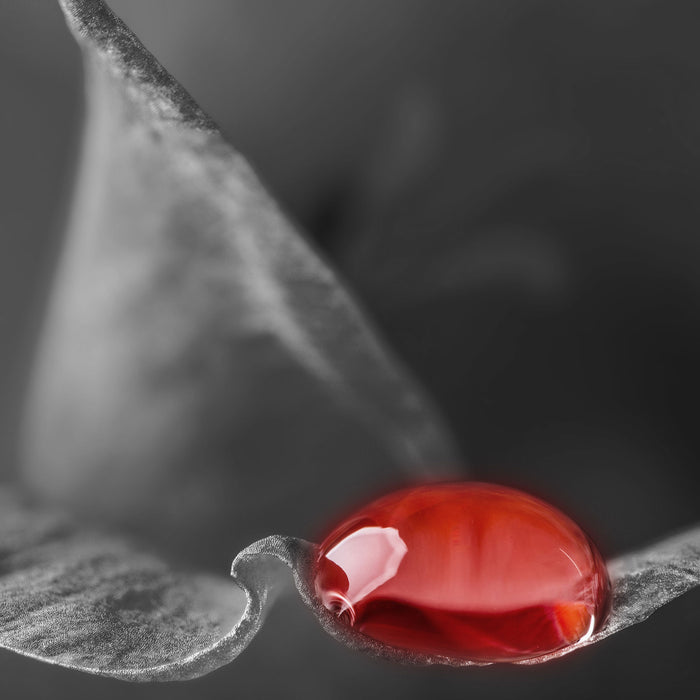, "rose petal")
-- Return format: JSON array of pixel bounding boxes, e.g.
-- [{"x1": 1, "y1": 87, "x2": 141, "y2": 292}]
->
[
  {"x1": 0, "y1": 487, "x2": 251, "y2": 680},
  {"x1": 22, "y1": 0, "x2": 460, "y2": 568}
]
